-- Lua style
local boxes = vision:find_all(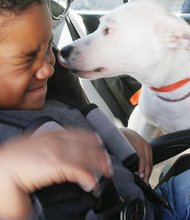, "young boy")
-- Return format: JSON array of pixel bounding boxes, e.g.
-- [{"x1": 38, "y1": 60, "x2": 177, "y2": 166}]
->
[
  {"x1": 0, "y1": 1, "x2": 113, "y2": 219},
  {"x1": 0, "y1": 1, "x2": 189, "y2": 220}
]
